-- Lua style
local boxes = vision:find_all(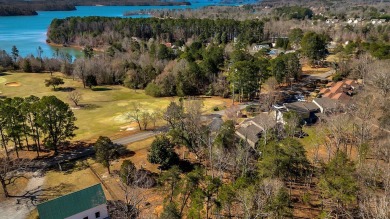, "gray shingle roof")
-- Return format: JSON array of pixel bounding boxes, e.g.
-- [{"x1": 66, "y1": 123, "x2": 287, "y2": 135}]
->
[
  {"x1": 250, "y1": 113, "x2": 277, "y2": 128},
  {"x1": 313, "y1": 97, "x2": 339, "y2": 111},
  {"x1": 236, "y1": 124, "x2": 263, "y2": 147}
]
